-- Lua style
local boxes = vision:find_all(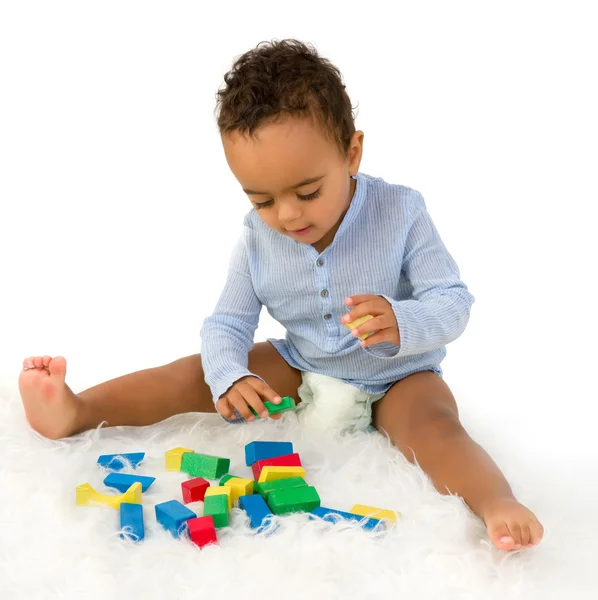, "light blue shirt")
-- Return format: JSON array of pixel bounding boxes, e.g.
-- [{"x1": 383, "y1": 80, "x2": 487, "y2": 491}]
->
[{"x1": 200, "y1": 172, "x2": 475, "y2": 403}]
